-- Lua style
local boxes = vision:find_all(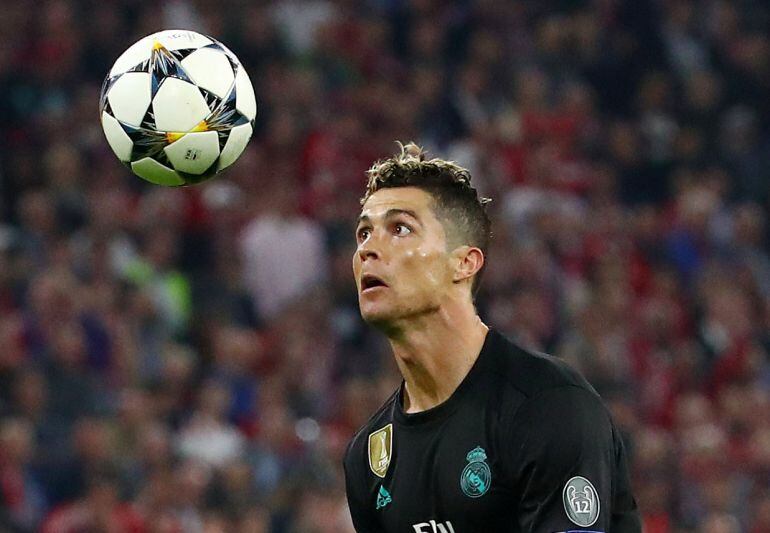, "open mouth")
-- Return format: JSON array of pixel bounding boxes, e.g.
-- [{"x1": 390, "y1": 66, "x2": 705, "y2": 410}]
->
[{"x1": 361, "y1": 274, "x2": 387, "y2": 291}]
